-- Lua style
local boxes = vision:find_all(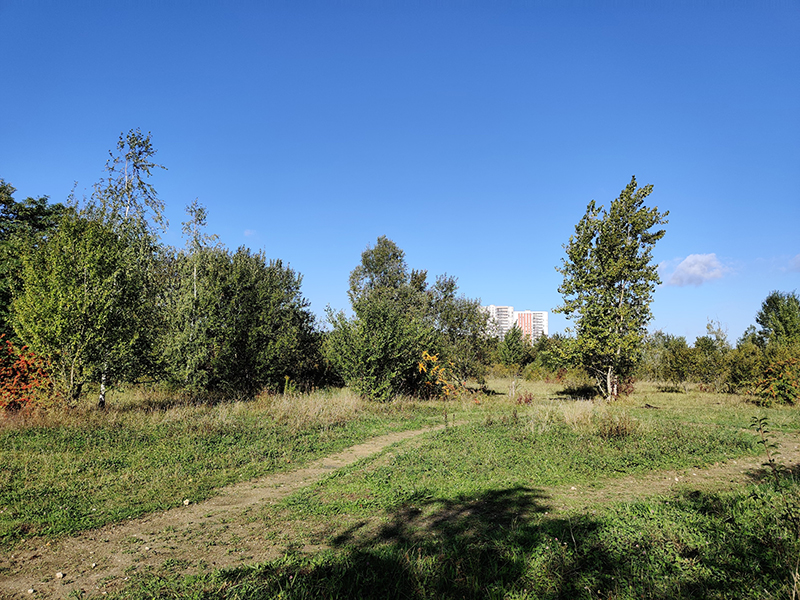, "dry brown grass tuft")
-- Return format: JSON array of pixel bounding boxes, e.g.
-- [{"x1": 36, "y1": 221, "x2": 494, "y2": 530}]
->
[
  {"x1": 561, "y1": 400, "x2": 596, "y2": 432},
  {"x1": 256, "y1": 388, "x2": 367, "y2": 430}
]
